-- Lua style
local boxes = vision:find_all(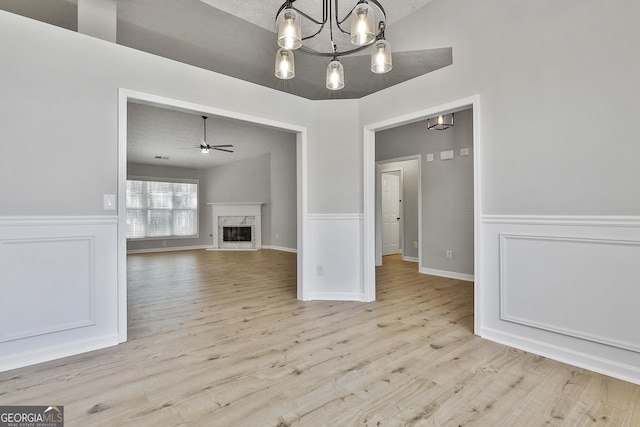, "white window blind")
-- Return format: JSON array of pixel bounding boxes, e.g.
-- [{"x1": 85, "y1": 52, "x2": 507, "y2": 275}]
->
[{"x1": 126, "y1": 179, "x2": 198, "y2": 239}]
